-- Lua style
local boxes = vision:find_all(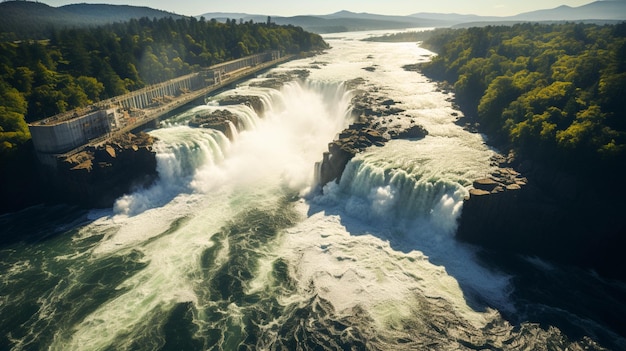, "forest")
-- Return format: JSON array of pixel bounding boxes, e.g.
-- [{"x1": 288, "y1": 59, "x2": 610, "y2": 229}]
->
[
  {"x1": 419, "y1": 23, "x2": 626, "y2": 178},
  {"x1": 0, "y1": 16, "x2": 328, "y2": 212},
  {"x1": 361, "y1": 29, "x2": 446, "y2": 43}
]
